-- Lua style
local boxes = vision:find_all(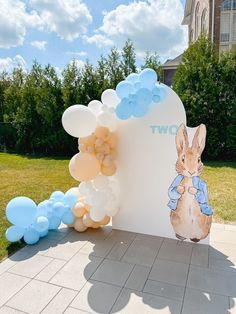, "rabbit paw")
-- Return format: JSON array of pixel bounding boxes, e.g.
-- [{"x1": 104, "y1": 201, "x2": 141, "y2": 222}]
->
[
  {"x1": 177, "y1": 185, "x2": 185, "y2": 194},
  {"x1": 188, "y1": 186, "x2": 197, "y2": 195}
]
